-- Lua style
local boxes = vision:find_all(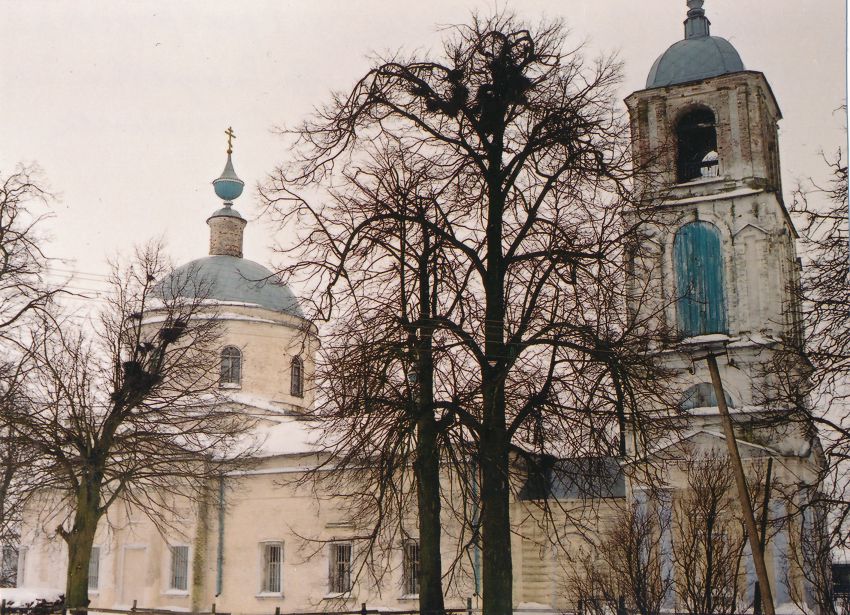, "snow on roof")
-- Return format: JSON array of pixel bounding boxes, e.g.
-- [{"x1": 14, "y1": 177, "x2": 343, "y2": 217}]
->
[
  {"x1": 629, "y1": 428, "x2": 782, "y2": 465},
  {"x1": 228, "y1": 392, "x2": 293, "y2": 414},
  {"x1": 241, "y1": 416, "x2": 322, "y2": 458},
  {"x1": 257, "y1": 418, "x2": 321, "y2": 456},
  {"x1": 665, "y1": 187, "x2": 763, "y2": 206}
]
